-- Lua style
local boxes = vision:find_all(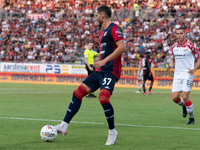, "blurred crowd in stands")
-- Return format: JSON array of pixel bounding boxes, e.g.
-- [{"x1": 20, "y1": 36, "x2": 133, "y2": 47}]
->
[{"x1": 0, "y1": 0, "x2": 200, "y2": 68}]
